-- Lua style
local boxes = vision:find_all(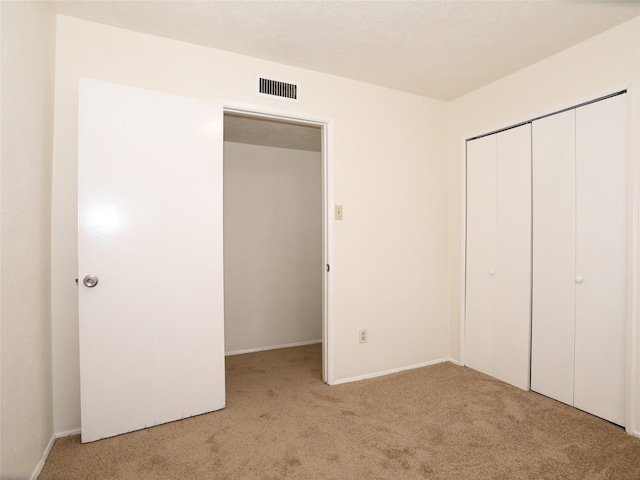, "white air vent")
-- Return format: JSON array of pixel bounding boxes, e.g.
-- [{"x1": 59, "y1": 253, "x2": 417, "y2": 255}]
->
[{"x1": 256, "y1": 76, "x2": 299, "y2": 102}]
